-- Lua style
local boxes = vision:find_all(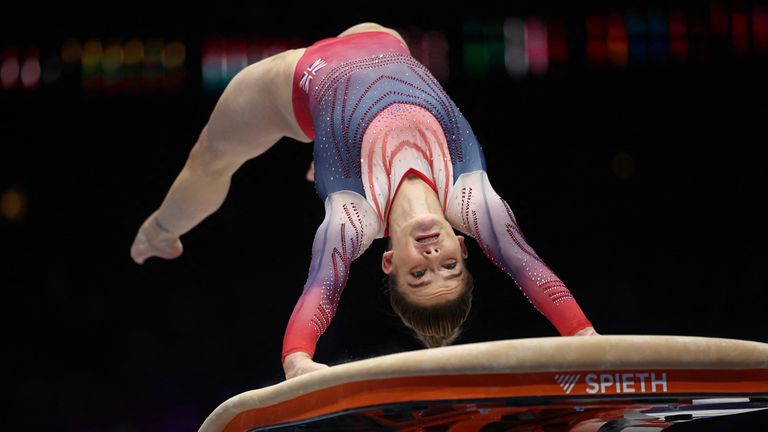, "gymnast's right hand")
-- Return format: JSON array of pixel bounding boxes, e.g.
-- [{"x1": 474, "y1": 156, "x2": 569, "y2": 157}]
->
[
  {"x1": 130, "y1": 212, "x2": 184, "y2": 264},
  {"x1": 283, "y1": 352, "x2": 330, "y2": 380}
]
